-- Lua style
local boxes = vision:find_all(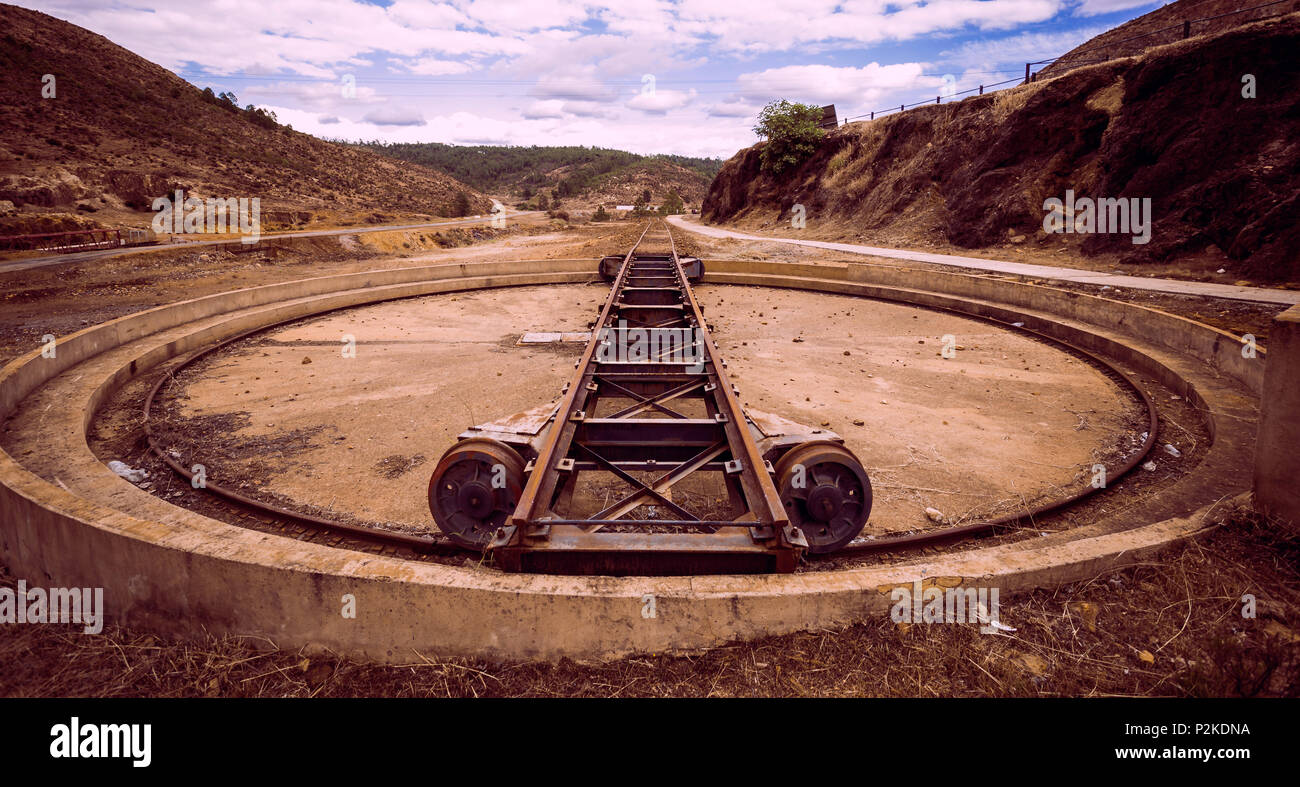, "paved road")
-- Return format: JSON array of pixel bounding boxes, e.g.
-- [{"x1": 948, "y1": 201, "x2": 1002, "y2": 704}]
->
[
  {"x1": 0, "y1": 212, "x2": 544, "y2": 275},
  {"x1": 668, "y1": 215, "x2": 1300, "y2": 306}
]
